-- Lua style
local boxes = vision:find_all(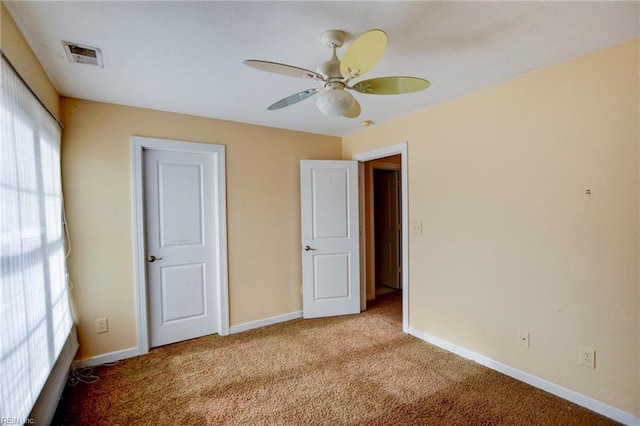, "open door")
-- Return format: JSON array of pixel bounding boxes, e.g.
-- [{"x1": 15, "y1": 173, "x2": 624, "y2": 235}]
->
[{"x1": 300, "y1": 160, "x2": 360, "y2": 318}]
